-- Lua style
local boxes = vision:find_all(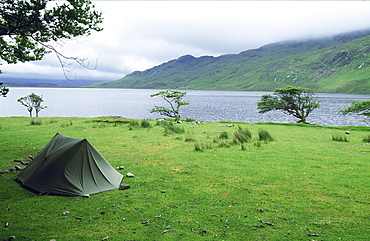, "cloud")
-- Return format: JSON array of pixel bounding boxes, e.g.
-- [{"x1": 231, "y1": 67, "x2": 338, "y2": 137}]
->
[{"x1": 1, "y1": 1, "x2": 370, "y2": 81}]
